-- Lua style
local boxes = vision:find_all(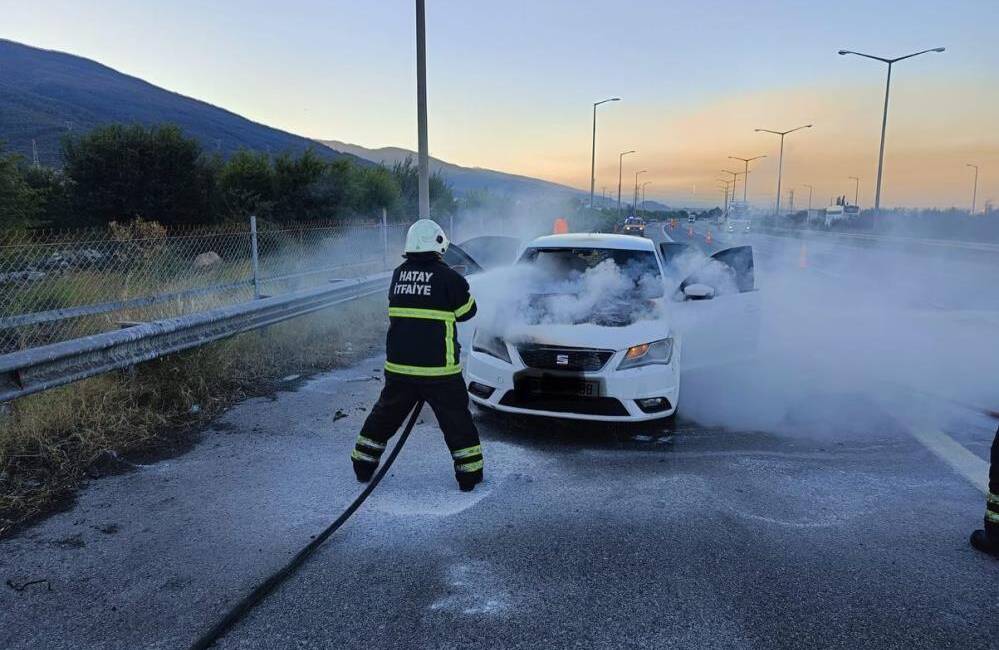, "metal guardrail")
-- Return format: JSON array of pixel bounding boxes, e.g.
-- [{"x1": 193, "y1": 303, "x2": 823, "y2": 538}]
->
[
  {"x1": 759, "y1": 226, "x2": 999, "y2": 254},
  {"x1": 0, "y1": 272, "x2": 391, "y2": 402}
]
